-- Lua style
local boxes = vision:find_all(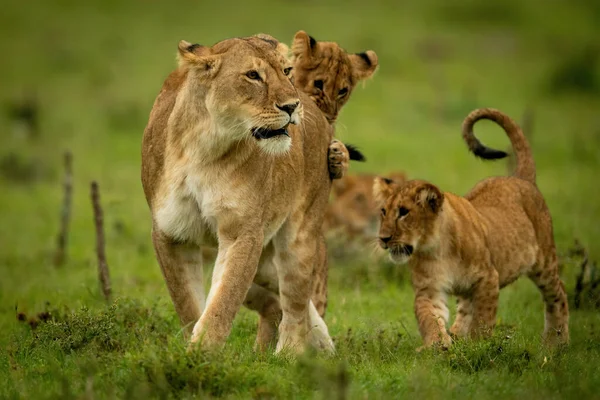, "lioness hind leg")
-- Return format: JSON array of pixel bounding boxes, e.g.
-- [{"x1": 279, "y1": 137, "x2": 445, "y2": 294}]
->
[
  {"x1": 273, "y1": 230, "x2": 334, "y2": 355},
  {"x1": 328, "y1": 139, "x2": 349, "y2": 180},
  {"x1": 450, "y1": 296, "x2": 473, "y2": 338},
  {"x1": 529, "y1": 254, "x2": 570, "y2": 346},
  {"x1": 244, "y1": 283, "x2": 282, "y2": 352},
  {"x1": 152, "y1": 228, "x2": 205, "y2": 338},
  {"x1": 470, "y1": 269, "x2": 499, "y2": 339}
]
